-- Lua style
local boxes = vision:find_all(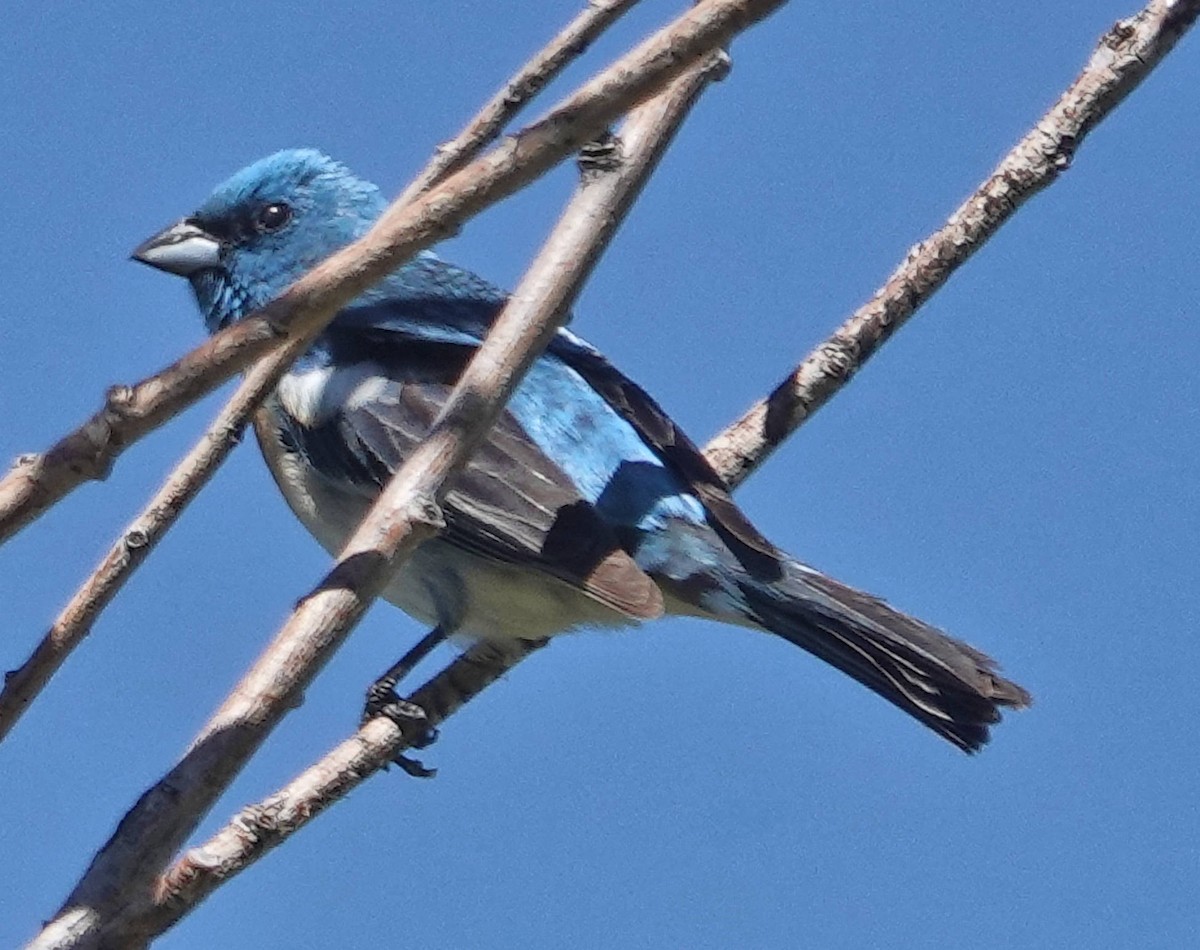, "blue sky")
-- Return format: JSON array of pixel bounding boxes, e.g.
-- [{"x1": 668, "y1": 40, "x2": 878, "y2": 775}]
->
[{"x1": 2, "y1": 2, "x2": 1198, "y2": 947}]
